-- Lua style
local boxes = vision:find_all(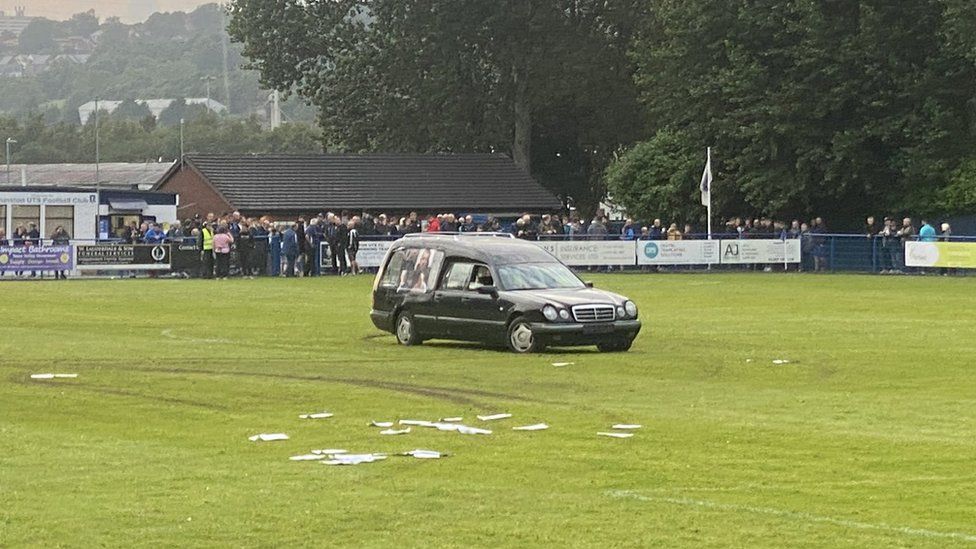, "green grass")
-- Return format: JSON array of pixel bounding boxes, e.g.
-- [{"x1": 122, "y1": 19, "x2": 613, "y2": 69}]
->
[{"x1": 2, "y1": 273, "x2": 975, "y2": 547}]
